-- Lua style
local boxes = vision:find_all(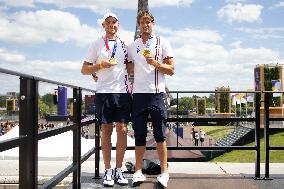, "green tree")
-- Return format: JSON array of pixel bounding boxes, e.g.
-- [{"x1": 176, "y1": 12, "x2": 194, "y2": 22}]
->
[
  {"x1": 264, "y1": 65, "x2": 280, "y2": 107},
  {"x1": 178, "y1": 97, "x2": 194, "y2": 111},
  {"x1": 216, "y1": 87, "x2": 230, "y2": 113},
  {"x1": 206, "y1": 94, "x2": 215, "y2": 109},
  {"x1": 198, "y1": 98, "x2": 205, "y2": 115},
  {"x1": 170, "y1": 98, "x2": 177, "y2": 106},
  {"x1": 0, "y1": 96, "x2": 6, "y2": 107},
  {"x1": 41, "y1": 93, "x2": 55, "y2": 107},
  {"x1": 38, "y1": 100, "x2": 50, "y2": 117}
]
